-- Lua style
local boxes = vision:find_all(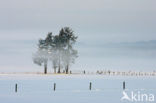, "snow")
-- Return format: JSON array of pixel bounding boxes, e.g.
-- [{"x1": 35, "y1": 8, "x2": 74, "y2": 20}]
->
[{"x1": 0, "y1": 74, "x2": 156, "y2": 103}]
